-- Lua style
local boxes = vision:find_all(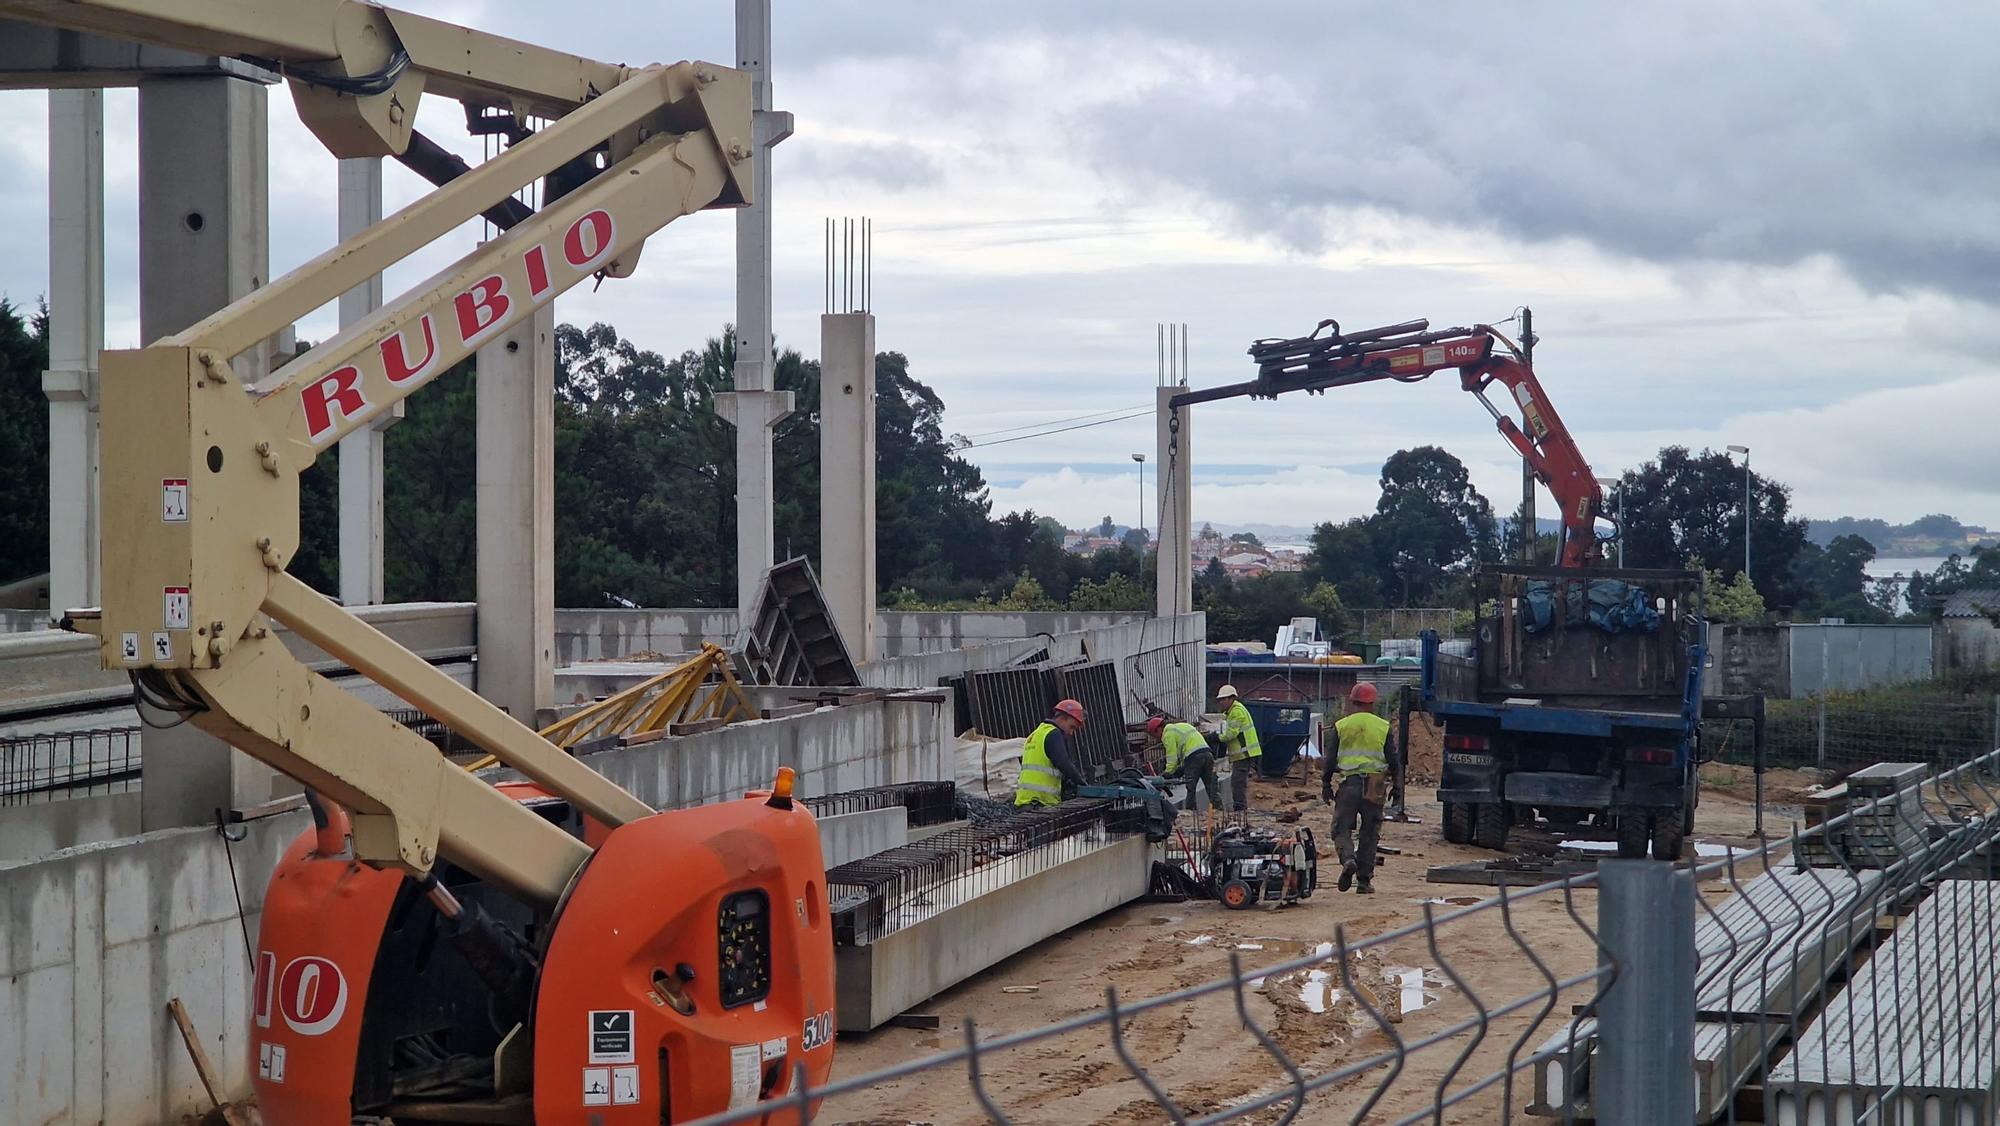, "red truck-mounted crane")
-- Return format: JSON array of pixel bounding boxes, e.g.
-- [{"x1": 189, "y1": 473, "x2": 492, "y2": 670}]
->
[{"x1": 1169, "y1": 317, "x2": 1614, "y2": 566}]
